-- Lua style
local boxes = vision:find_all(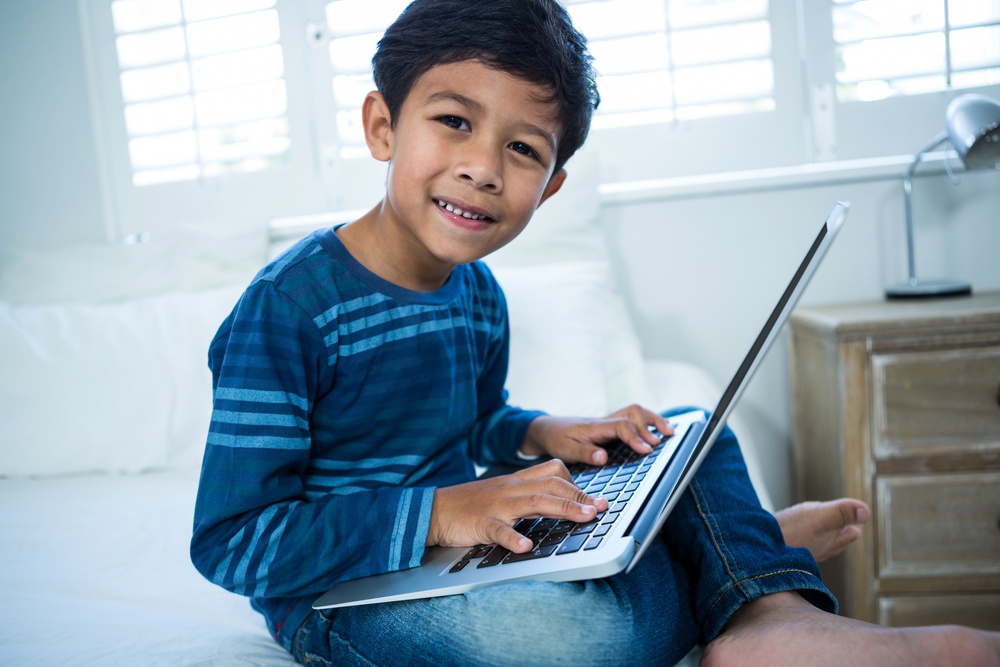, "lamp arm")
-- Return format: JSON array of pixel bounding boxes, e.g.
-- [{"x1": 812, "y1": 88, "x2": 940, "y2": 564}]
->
[{"x1": 902, "y1": 130, "x2": 949, "y2": 284}]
